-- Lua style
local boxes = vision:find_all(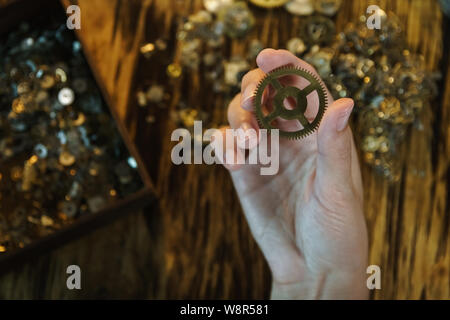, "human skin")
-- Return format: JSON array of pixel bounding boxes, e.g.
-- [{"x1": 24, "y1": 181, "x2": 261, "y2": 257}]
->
[{"x1": 214, "y1": 49, "x2": 369, "y2": 299}]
